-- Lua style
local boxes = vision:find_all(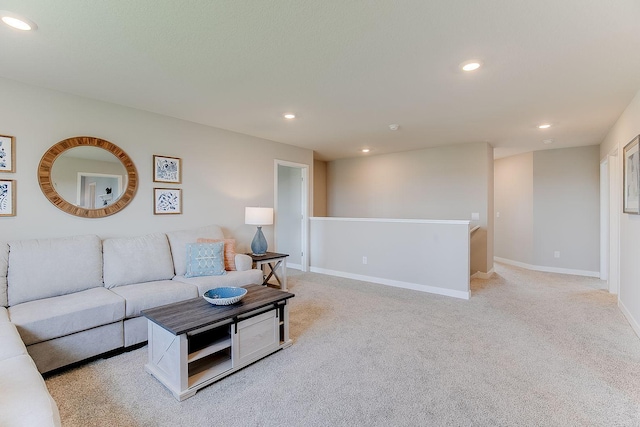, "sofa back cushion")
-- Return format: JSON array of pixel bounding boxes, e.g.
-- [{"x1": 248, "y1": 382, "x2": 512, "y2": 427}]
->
[
  {"x1": 0, "y1": 242, "x2": 7, "y2": 307},
  {"x1": 103, "y1": 233, "x2": 175, "y2": 288},
  {"x1": 167, "y1": 225, "x2": 225, "y2": 276},
  {"x1": 7, "y1": 235, "x2": 103, "y2": 306}
]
